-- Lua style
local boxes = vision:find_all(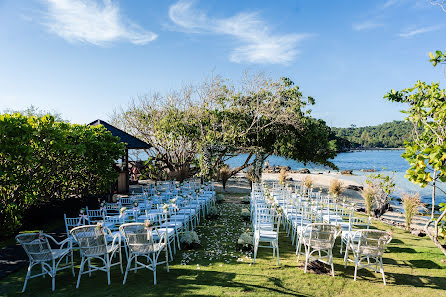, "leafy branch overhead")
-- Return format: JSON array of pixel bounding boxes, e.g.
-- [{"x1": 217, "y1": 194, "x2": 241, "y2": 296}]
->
[{"x1": 113, "y1": 73, "x2": 338, "y2": 182}]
